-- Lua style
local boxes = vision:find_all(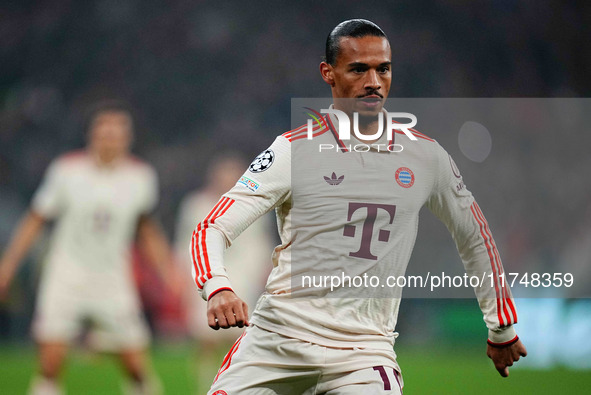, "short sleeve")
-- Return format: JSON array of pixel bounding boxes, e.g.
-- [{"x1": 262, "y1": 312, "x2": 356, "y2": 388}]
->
[{"x1": 31, "y1": 160, "x2": 64, "y2": 219}]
